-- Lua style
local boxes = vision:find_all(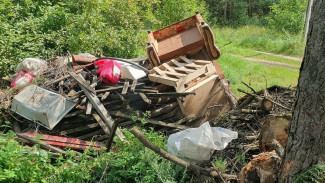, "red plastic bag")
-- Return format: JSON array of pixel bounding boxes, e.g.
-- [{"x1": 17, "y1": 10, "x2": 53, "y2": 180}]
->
[
  {"x1": 11, "y1": 70, "x2": 34, "y2": 87},
  {"x1": 94, "y1": 59, "x2": 122, "y2": 84}
]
